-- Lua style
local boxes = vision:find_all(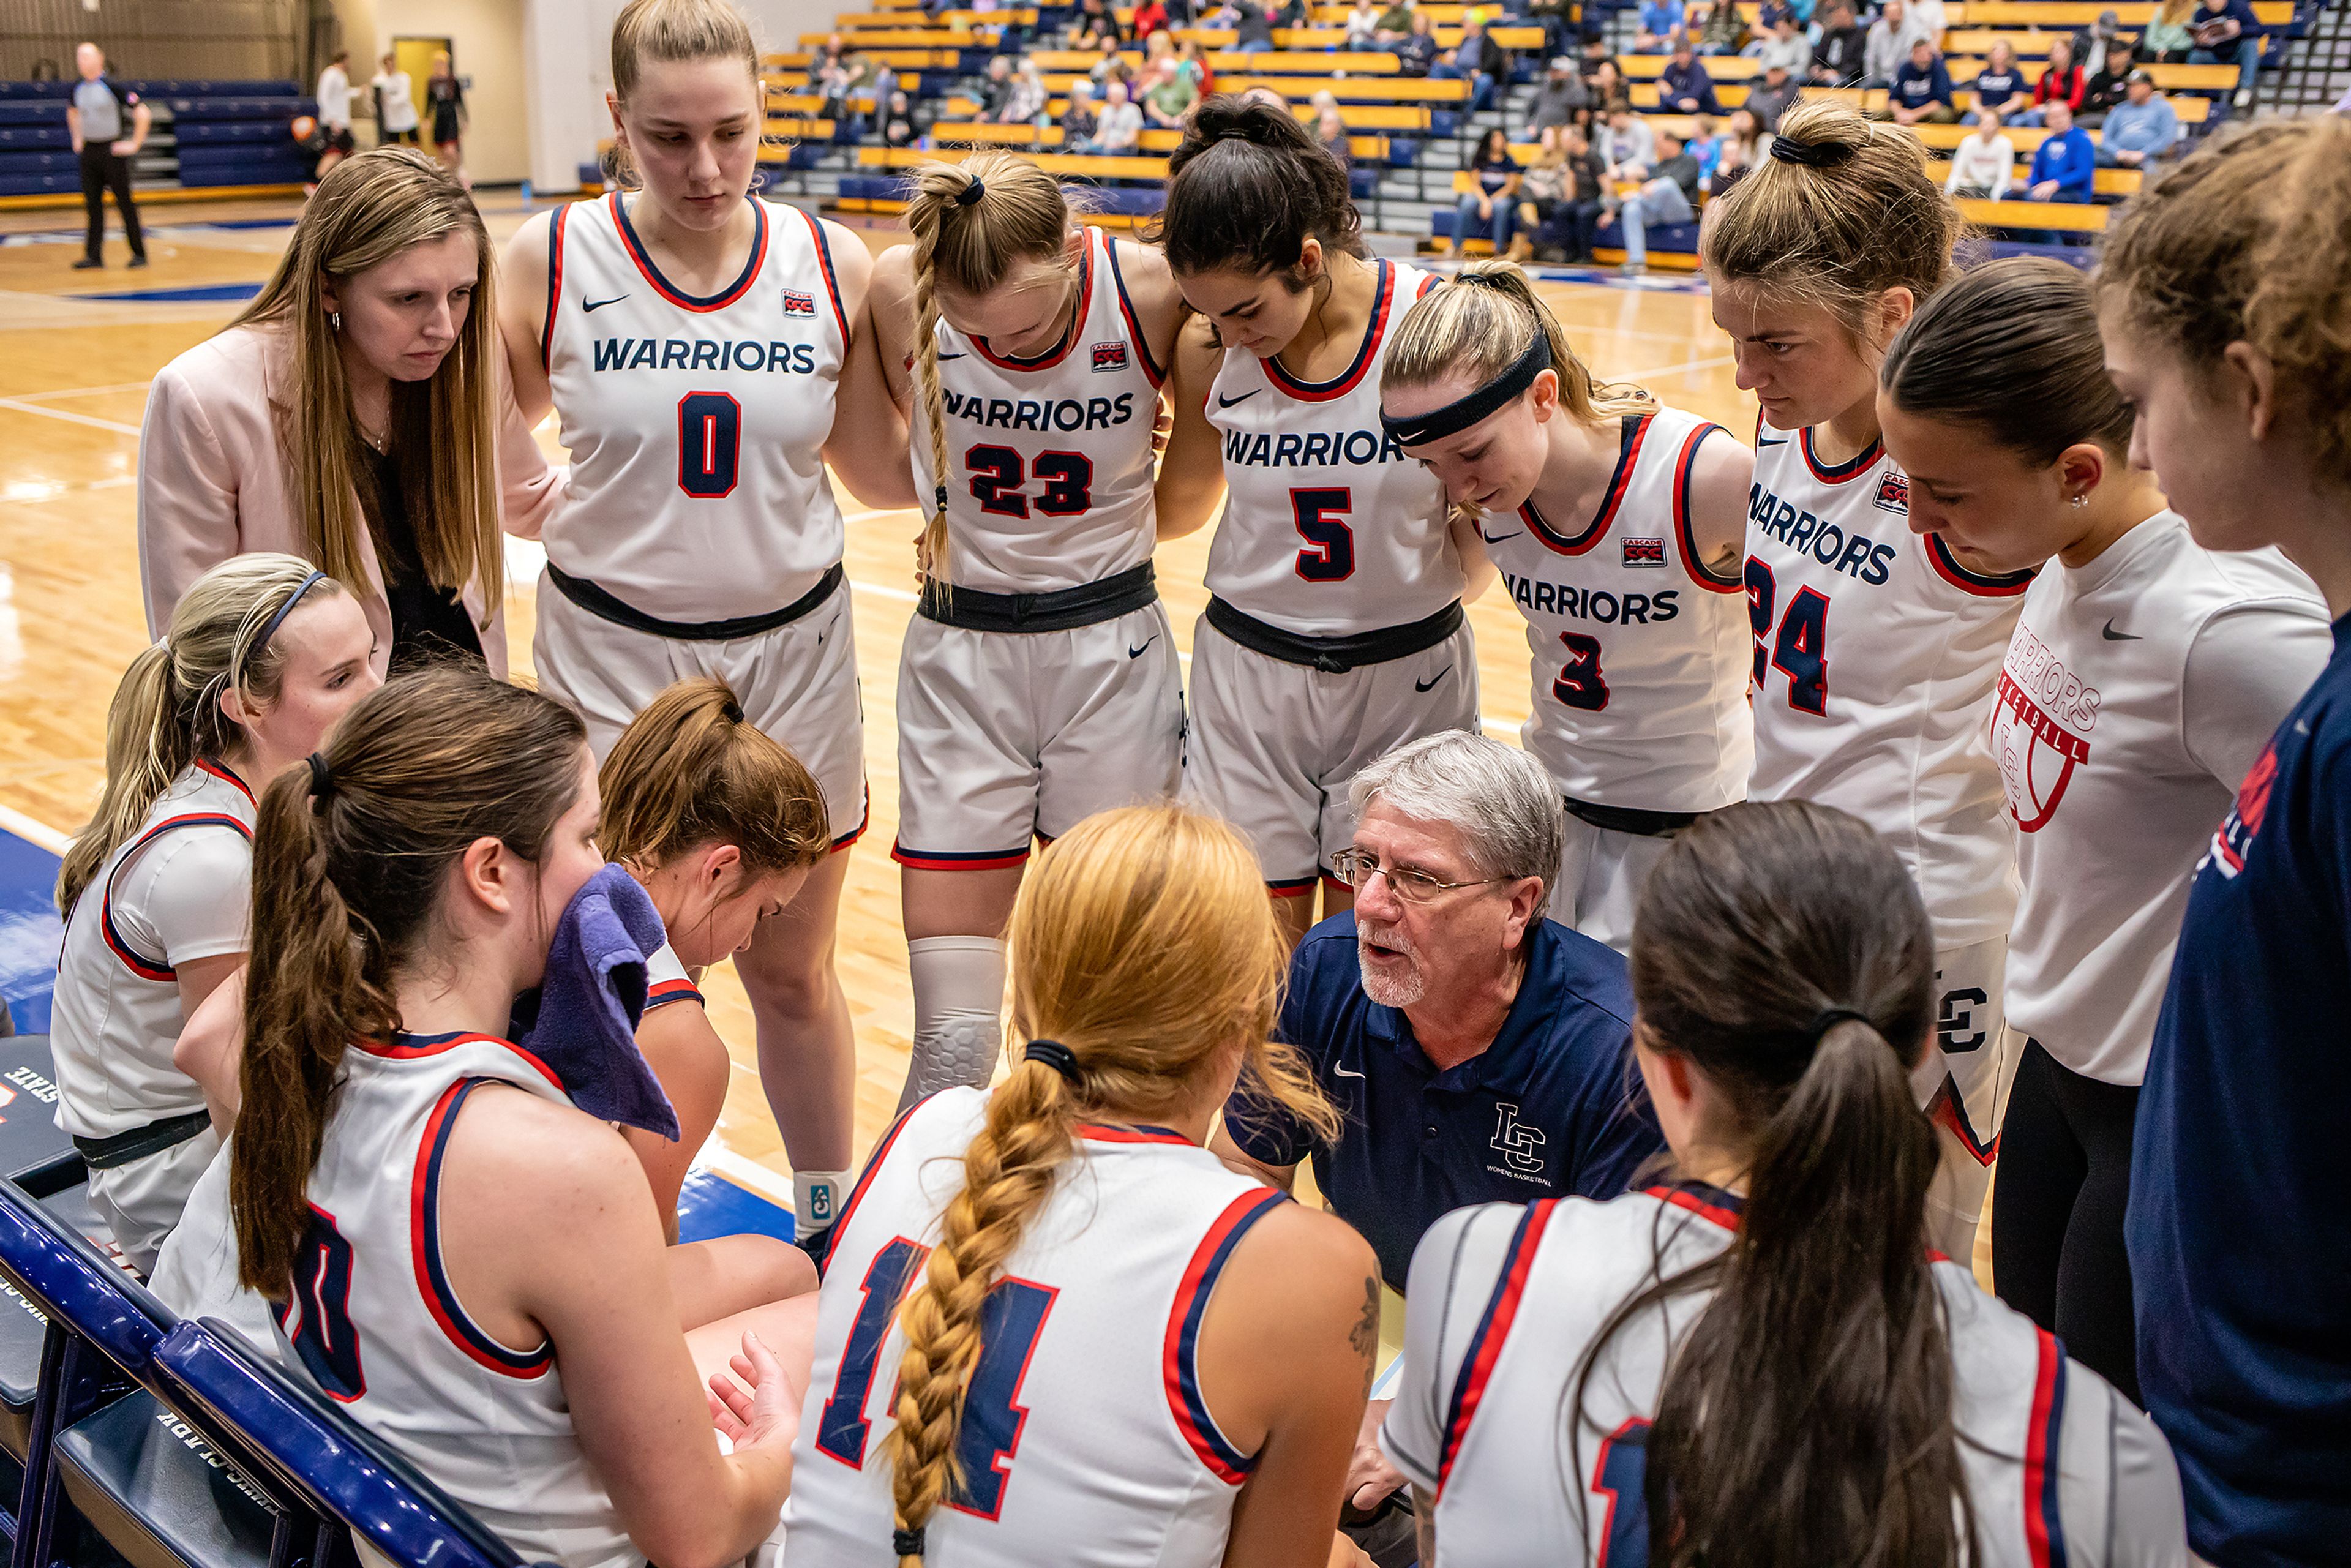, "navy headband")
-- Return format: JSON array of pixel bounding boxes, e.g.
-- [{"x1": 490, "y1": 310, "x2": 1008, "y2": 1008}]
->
[
  {"x1": 247, "y1": 571, "x2": 328, "y2": 668},
  {"x1": 1379, "y1": 330, "x2": 1552, "y2": 448}
]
